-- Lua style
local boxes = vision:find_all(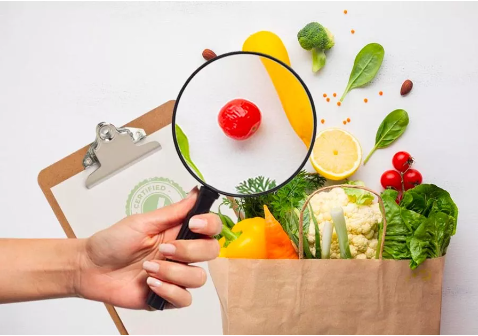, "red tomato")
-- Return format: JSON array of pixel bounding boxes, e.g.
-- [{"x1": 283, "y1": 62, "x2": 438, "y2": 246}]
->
[
  {"x1": 392, "y1": 151, "x2": 414, "y2": 173},
  {"x1": 218, "y1": 99, "x2": 261, "y2": 140},
  {"x1": 381, "y1": 170, "x2": 402, "y2": 190},
  {"x1": 403, "y1": 169, "x2": 423, "y2": 190}
]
